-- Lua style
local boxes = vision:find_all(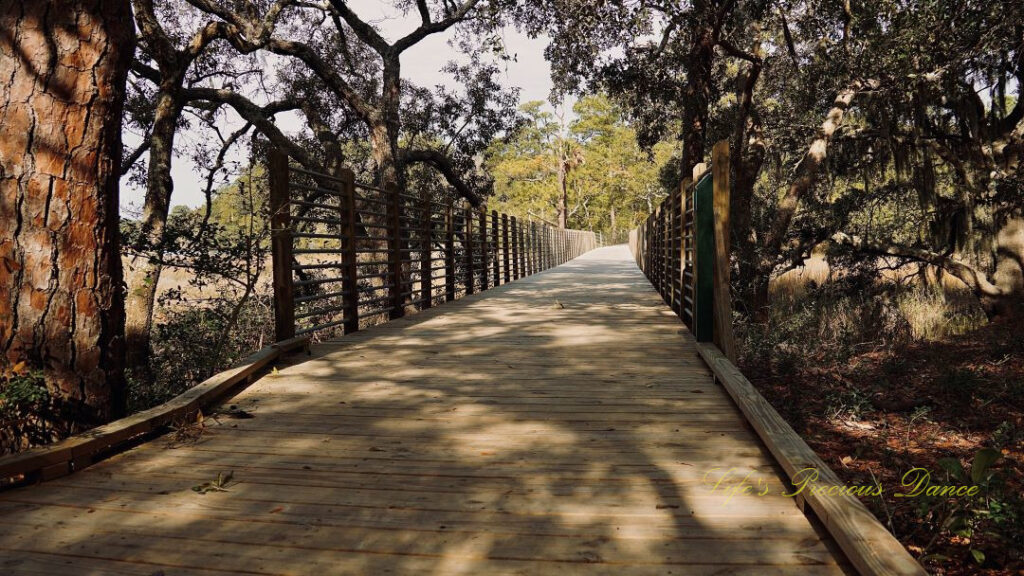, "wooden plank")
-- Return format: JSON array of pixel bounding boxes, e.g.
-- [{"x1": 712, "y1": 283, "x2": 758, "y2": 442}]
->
[
  {"x1": 695, "y1": 342, "x2": 925, "y2": 576},
  {"x1": 710, "y1": 140, "x2": 738, "y2": 361},
  {"x1": 444, "y1": 202, "x2": 455, "y2": 302},
  {"x1": 0, "y1": 247, "x2": 853, "y2": 575}
]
